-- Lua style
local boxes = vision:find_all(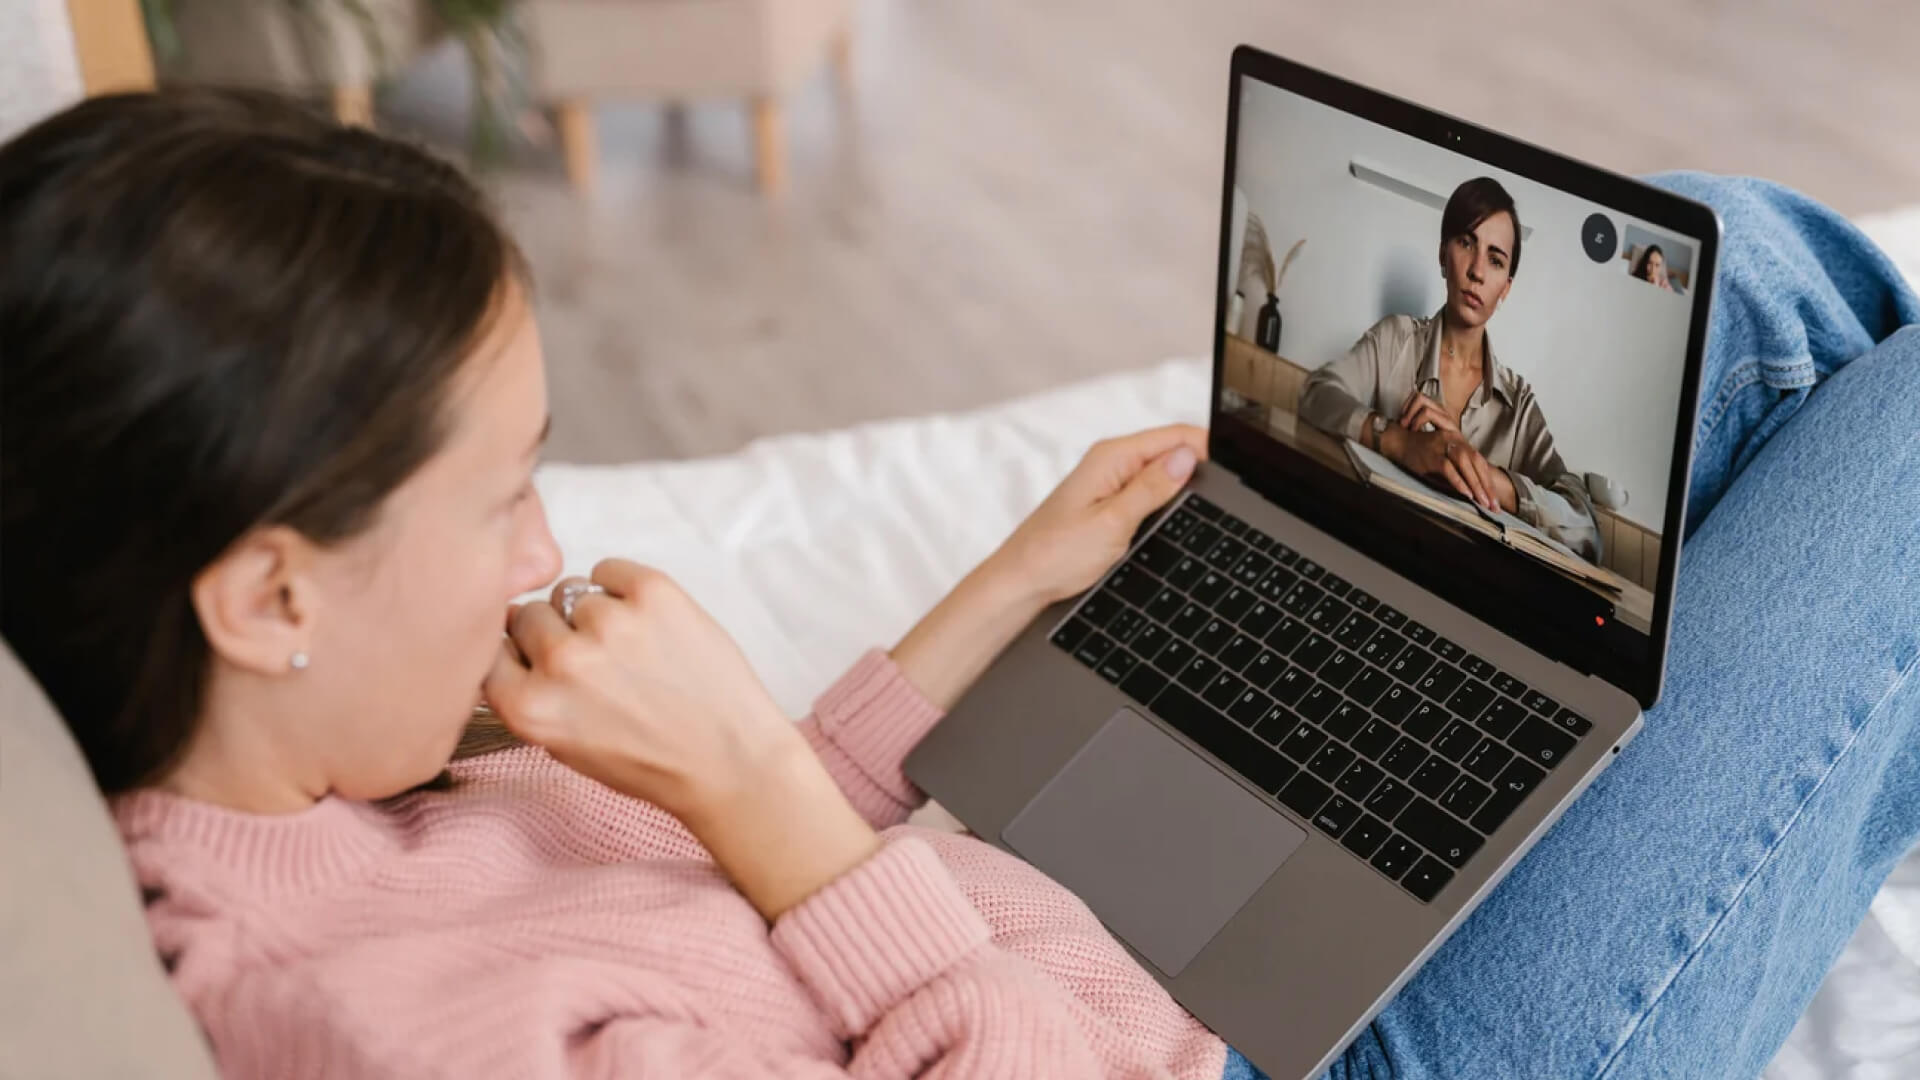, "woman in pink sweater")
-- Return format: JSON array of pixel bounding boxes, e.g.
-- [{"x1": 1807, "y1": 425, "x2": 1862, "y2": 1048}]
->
[{"x1": 0, "y1": 90, "x2": 1227, "y2": 1077}]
